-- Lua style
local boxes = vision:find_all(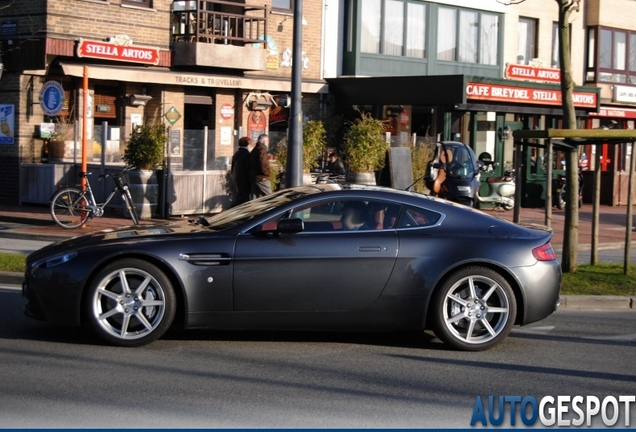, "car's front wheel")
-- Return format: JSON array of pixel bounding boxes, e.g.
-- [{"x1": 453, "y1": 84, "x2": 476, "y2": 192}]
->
[
  {"x1": 85, "y1": 258, "x2": 176, "y2": 347},
  {"x1": 432, "y1": 266, "x2": 516, "y2": 351}
]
